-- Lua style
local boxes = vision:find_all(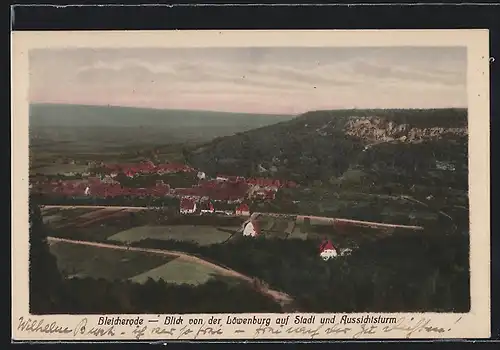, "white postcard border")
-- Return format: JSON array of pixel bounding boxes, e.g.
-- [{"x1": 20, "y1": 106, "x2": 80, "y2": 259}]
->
[{"x1": 11, "y1": 29, "x2": 491, "y2": 341}]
